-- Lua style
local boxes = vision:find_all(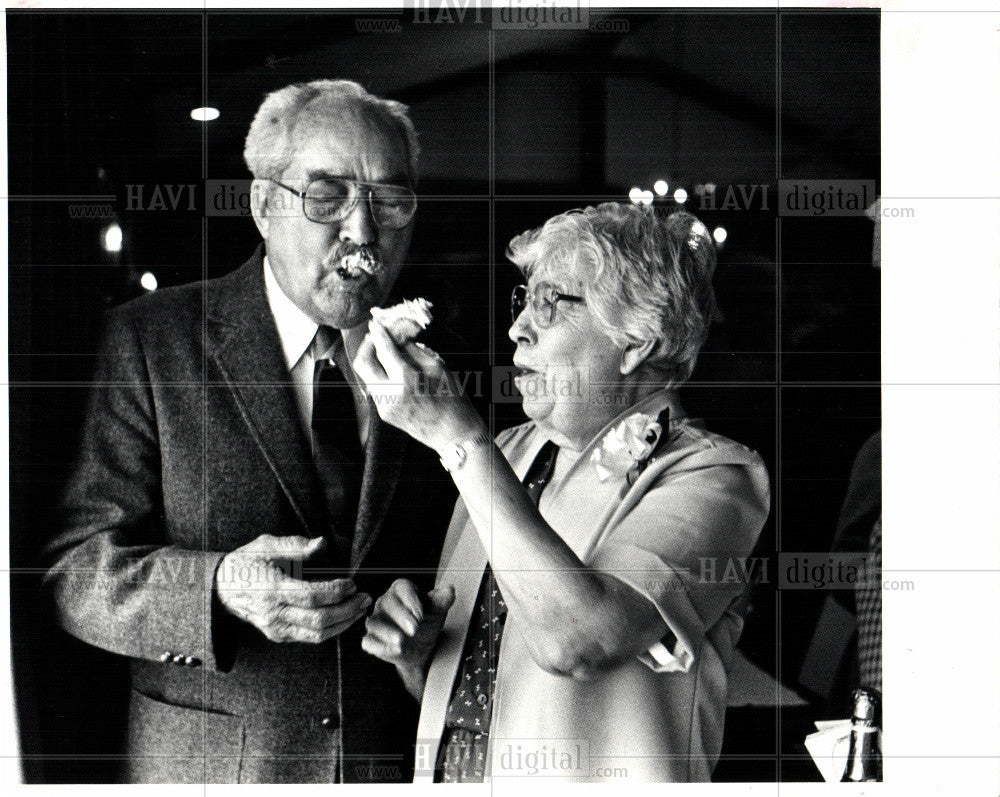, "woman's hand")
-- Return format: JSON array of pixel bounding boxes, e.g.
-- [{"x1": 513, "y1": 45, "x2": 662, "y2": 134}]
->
[
  {"x1": 352, "y1": 319, "x2": 484, "y2": 453},
  {"x1": 361, "y1": 578, "x2": 456, "y2": 700}
]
